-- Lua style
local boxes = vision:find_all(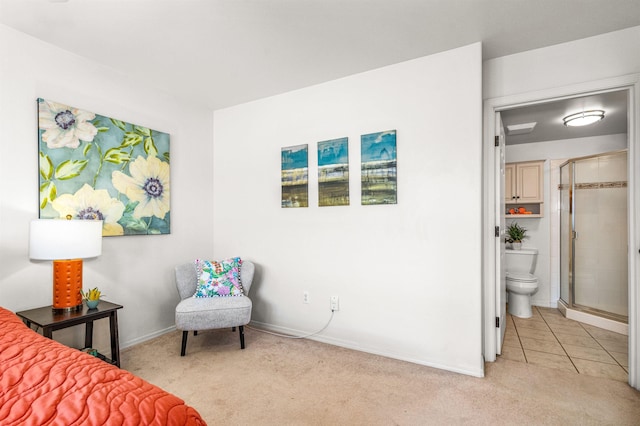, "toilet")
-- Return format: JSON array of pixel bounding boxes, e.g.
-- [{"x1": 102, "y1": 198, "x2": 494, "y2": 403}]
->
[{"x1": 505, "y1": 248, "x2": 539, "y2": 318}]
